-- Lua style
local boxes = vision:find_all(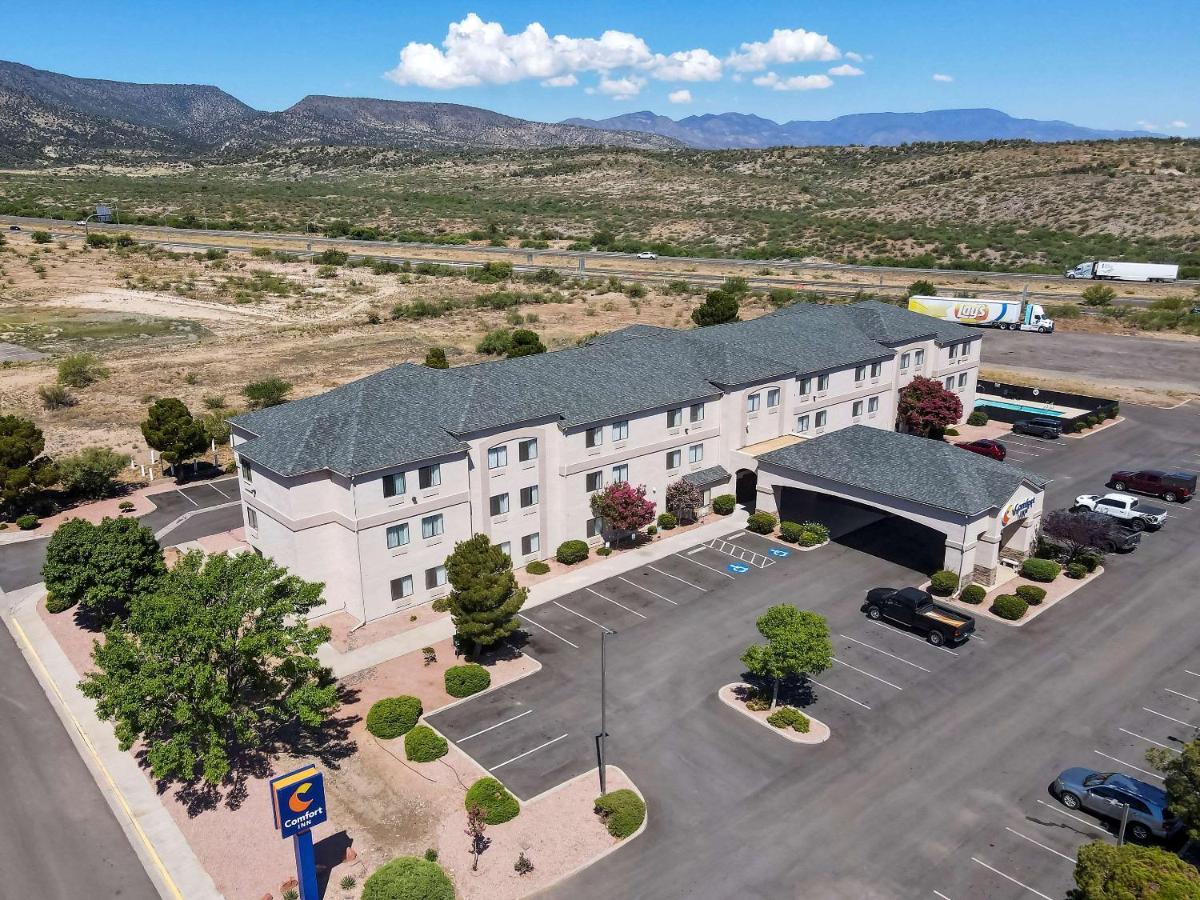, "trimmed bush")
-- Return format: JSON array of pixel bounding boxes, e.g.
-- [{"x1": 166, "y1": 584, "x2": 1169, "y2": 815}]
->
[
  {"x1": 746, "y1": 512, "x2": 777, "y2": 535},
  {"x1": 712, "y1": 494, "x2": 736, "y2": 515},
  {"x1": 1080, "y1": 554, "x2": 1100, "y2": 573},
  {"x1": 366, "y1": 696, "x2": 423, "y2": 739},
  {"x1": 646, "y1": 525, "x2": 657, "y2": 536},
  {"x1": 1020, "y1": 558, "x2": 1061, "y2": 582},
  {"x1": 465, "y1": 776, "x2": 520, "y2": 824},
  {"x1": 362, "y1": 856, "x2": 454, "y2": 900},
  {"x1": 444, "y1": 664, "x2": 490, "y2": 698},
  {"x1": 1015, "y1": 585, "x2": 1047, "y2": 605},
  {"x1": 15, "y1": 514, "x2": 39, "y2": 530},
  {"x1": 778, "y1": 521, "x2": 805, "y2": 543},
  {"x1": 943, "y1": 427, "x2": 959, "y2": 437},
  {"x1": 967, "y1": 410, "x2": 989, "y2": 426},
  {"x1": 799, "y1": 522, "x2": 830, "y2": 547},
  {"x1": 555, "y1": 540, "x2": 589, "y2": 565},
  {"x1": 656, "y1": 512, "x2": 677, "y2": 530},
  {"x1": 1066, "y1": 562, "x2": 1088, "y2": 579},
  {"x1": 990, "y1": 594, "x2": 1029, "y2": 621},
  {"x1": 45, "y1": 593, "x2": 76, "y2": 614},
  {"x1": 743, "y1": 689, "x2": 771, "y2": 712},
  {"x1": 404, "y1": 725, "x2": 448, "y2": 762},
  {"x1": 596, "y1": 547, "x2": 612, "y2": 556},
  {"x1": 525, "y1": 560, "x2": 550, "y2": 575},
  {"x1": 928, "y1": 570, "x2": 959, "y2": 596},
  {"x1": 959, "y1": 584, "x2": 987, "y2": 604},
  {"x1": 594, "y1": 789, "x2": 645, "y2": 839},
  {"x1": 118, "y1": 500, "x2": 135, "y2": 512},
  {"x1": 766, "y1": 705, "x2": 811, "y2": 733}
]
